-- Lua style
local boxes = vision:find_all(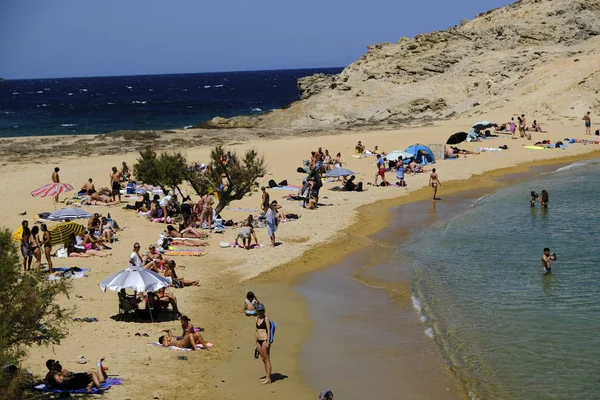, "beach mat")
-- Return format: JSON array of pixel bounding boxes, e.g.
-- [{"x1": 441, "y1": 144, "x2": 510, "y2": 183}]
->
[
  {"x1": 164, "y1": 250, "x2": 206, "y2": 256},
  {"x1": 46, "y1": 267, "x2": 89, "y2": 281},
  {"x1": 148, "y1": 342, "x2": 213, "y2": 351},
  {"x1": 271, "y1": 185, "x2": 300, "y2": 191},
  {"x1": 33, "y1": 377, "x2": 122, "y2": 394}
]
